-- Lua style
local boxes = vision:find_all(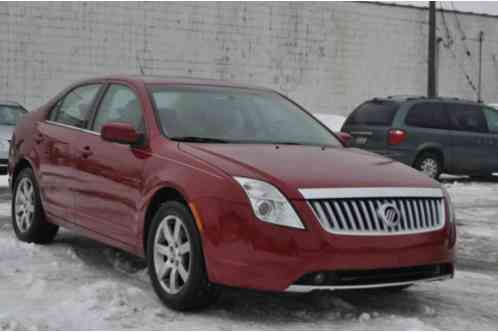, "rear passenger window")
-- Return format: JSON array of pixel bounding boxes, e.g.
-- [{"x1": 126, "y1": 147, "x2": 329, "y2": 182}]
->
[
  {"x1": 52, "y1": 84, "x2": 102, "y2": 128},
  {"x1": 345, "y1": 100, "x2": 399, "y2": 126},
  {"x1": 448, "y1": 104, "x2": 488, "y2": 133},
  {"x1": 405, "y1": 102, "x2": 448, "y2": 129}
]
